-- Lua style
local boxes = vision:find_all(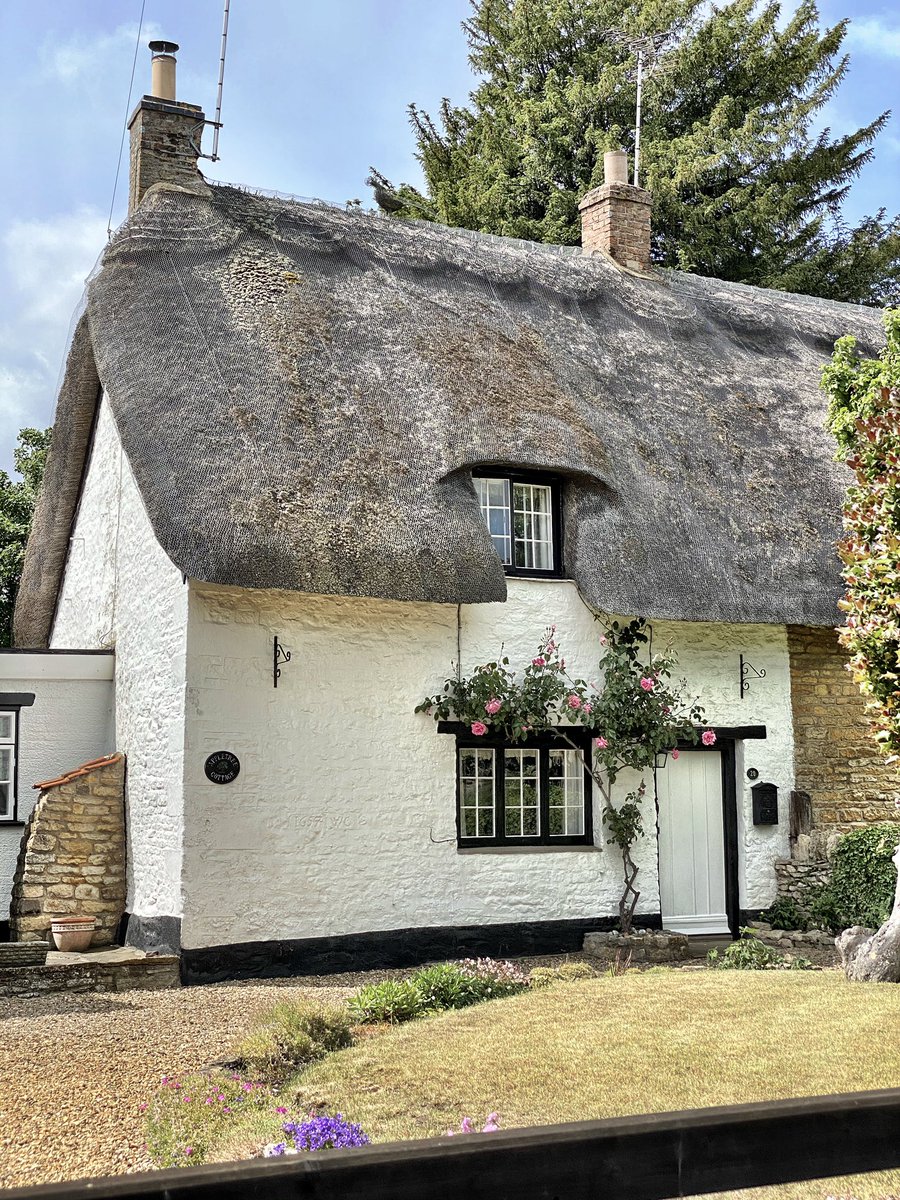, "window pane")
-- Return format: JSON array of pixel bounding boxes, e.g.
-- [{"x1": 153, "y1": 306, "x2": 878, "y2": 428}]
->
[
  {"x1": 504, "y1": 749, "x2": 540, "y2": 838},
  {"x1": 513, "y1": 483, "x2": 554, "y2": 570},
  {"x1": 0, "y1": 782, "x2": 9, "y2": 817},
  {"x1": 459, "y1": 746, "x2": 494, "y2": 838},
  {"x1": 548, "y1": 749, "x2": 585, "y2": 837},
  {"x1": 0, "y1": 714, "x2": 14, "y2": 741},
  {"x1": 475, "y1": 477, "x2": 512, "y2": 564},
  {"x1": 0, "y1": 747, "x2": 12, "y2": 782}
]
